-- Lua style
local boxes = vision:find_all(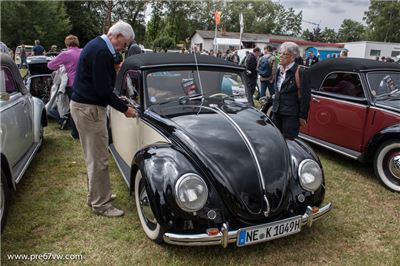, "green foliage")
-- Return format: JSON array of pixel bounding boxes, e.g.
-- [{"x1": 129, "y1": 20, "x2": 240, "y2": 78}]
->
[
  {"x1": 320, "y1": 27, "x2": 338, "y2": 43},
  {"x1": 152, "y1": 35, "x2": 176, "y2": 51},
  {"x1": 364, "y1": 0, "x2": 400, "y2": 42},
  {"x1": 1, "y1": 1, "x2": 71, "y2": 49},
  {"x1": 338, "y1": 19, "x2": 366, "y2": 42},
  {"x1": 301, "y1": 27, "x2": 322, "y2": 42}
]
